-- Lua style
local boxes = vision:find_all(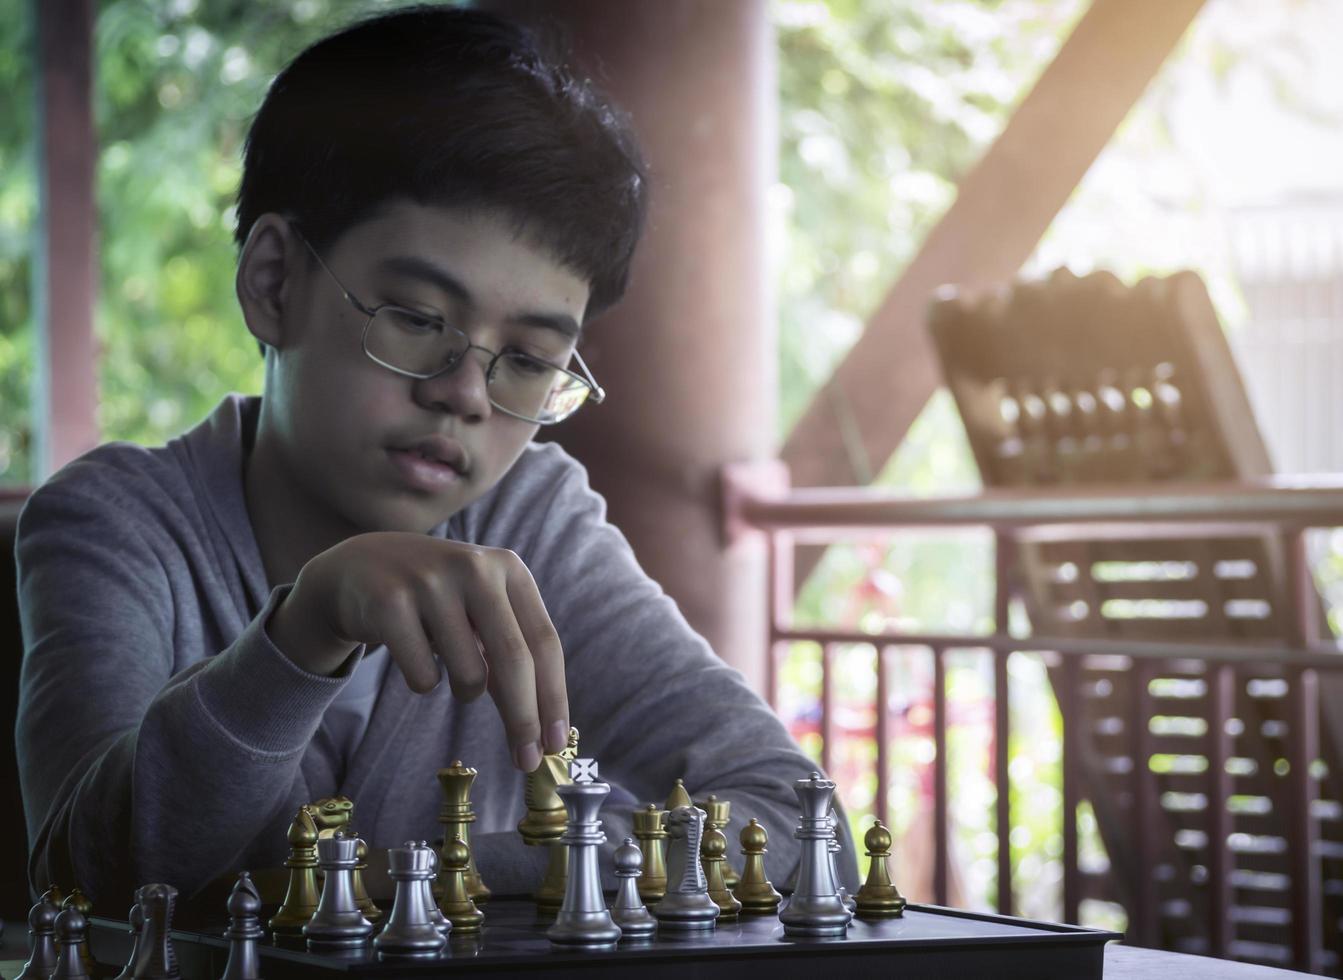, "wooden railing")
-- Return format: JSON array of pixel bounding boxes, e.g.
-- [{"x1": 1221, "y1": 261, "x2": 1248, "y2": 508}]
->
[{"x1": 723, "y1": 465, "x2": 1343, "y2": 973}]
